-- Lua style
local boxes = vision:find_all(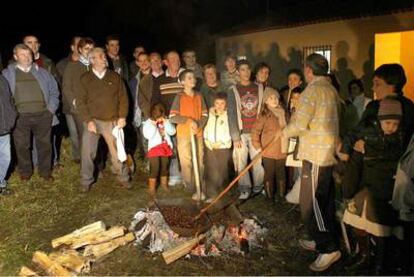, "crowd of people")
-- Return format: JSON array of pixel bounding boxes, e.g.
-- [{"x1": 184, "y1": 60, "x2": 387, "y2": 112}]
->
[{"x1": 0, "y1": 34, "x2": 413, "y2": 274}]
